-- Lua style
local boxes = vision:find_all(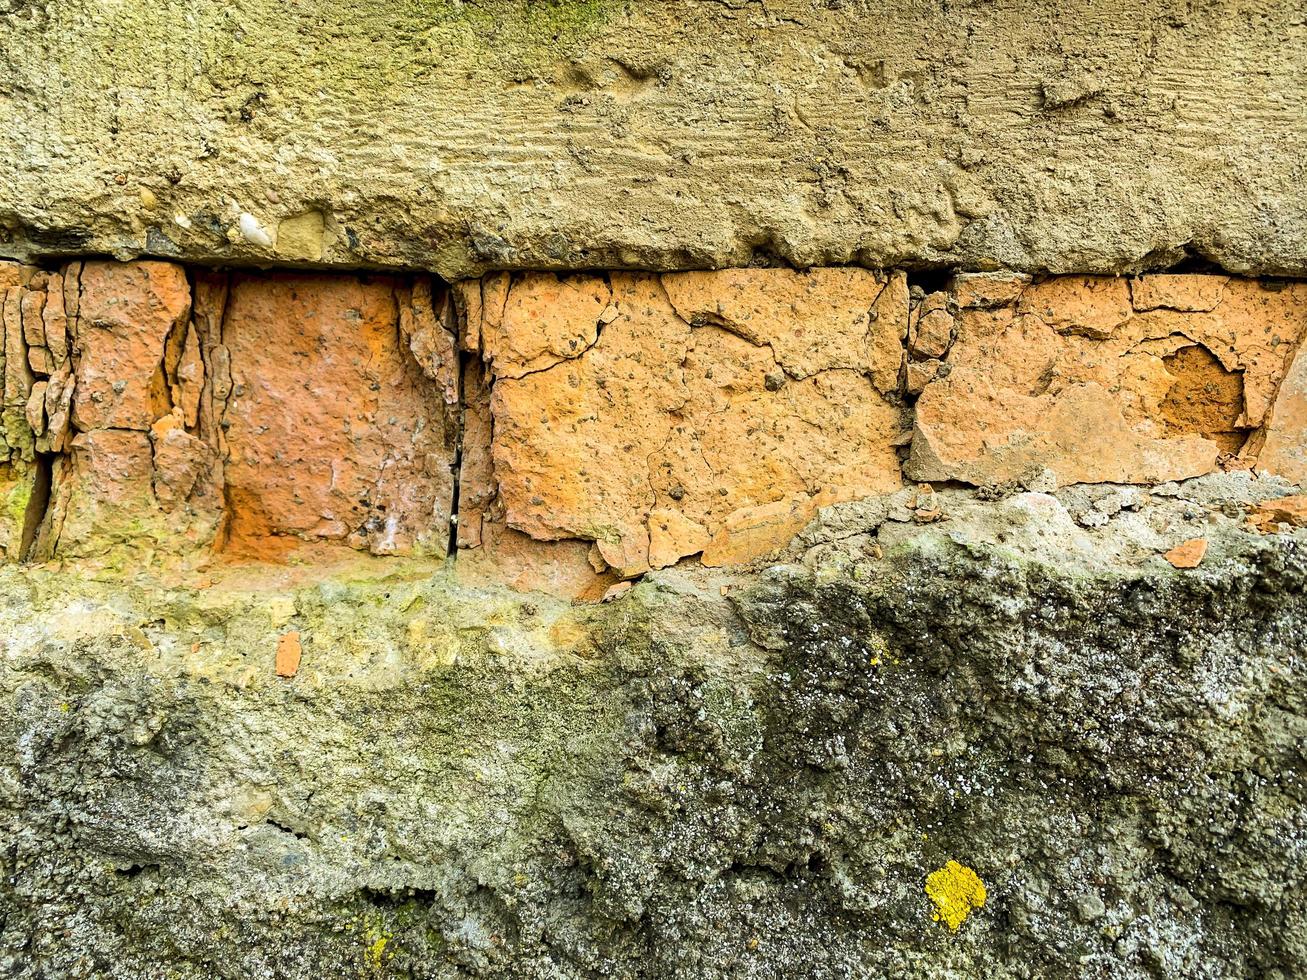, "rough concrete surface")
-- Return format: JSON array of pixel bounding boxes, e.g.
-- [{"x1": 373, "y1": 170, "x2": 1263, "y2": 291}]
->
[
  {"x1": 2, "y1": 1, "x2": 1306, "y2": 278},
  {"x1": 1, "y1": 475, "x2": 1305, "y2": 978}
]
